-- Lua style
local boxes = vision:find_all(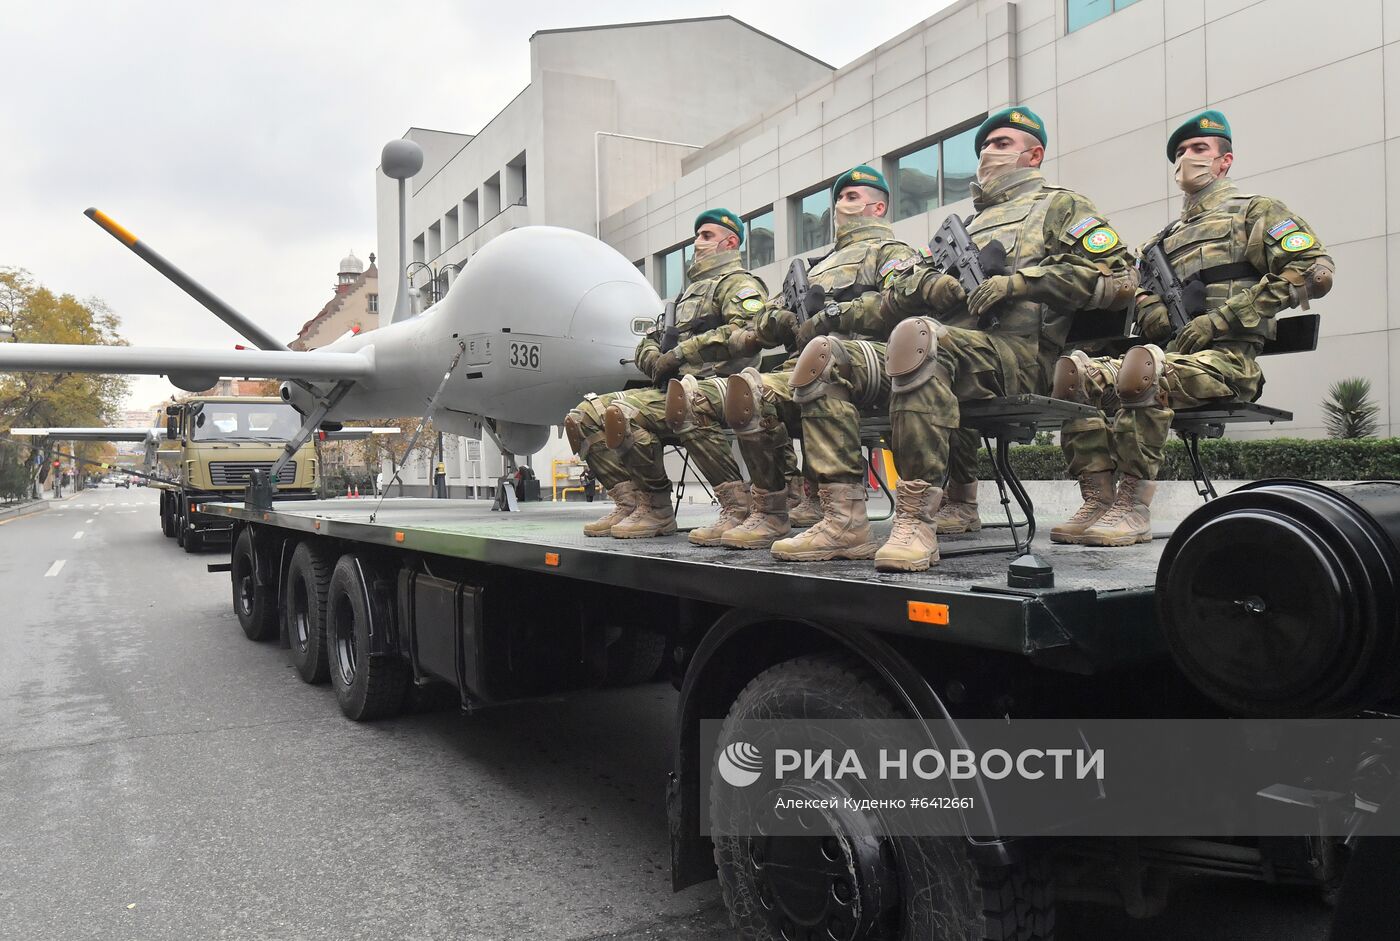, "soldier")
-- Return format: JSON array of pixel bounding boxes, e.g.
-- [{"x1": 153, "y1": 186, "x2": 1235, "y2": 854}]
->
[
  {"x1": 565, "y1": 210, "x2": 800, "y2": 543},
  {"x1": 1051, "y1": 111, "x2": 1334, "y2": 546},
  {"x1": 872, "y1": 107, "x2": 1137, "y2": 571},
  {"x1": 723, "y1": 165, "x2": 920, "y2": 556}
]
